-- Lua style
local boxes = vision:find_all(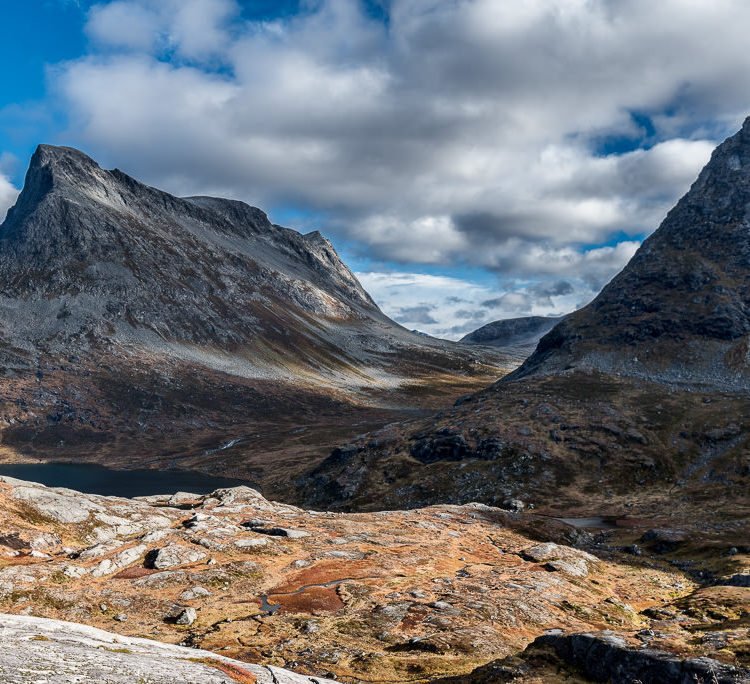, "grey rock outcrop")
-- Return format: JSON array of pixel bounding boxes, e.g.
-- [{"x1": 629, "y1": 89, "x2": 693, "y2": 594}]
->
[
  {"x1": 149, "y1": 544, "x2": 207, "y2": 569},
  {"x1": 0, "y1": 613, "x2": 336, "y2": 683},
  {"x1": 531, "y1": 631, "x2": 750, "y2": 684}
]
